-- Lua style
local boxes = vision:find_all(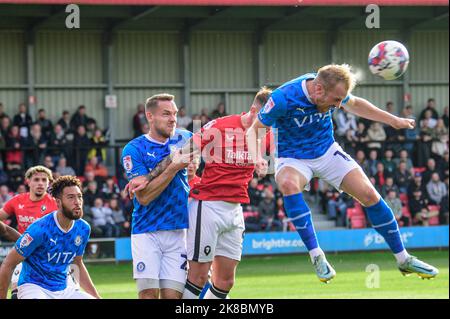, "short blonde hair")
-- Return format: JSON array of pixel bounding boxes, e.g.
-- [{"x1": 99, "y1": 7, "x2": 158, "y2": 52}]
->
[
  {"x1": 316, "y1": 64, "x2": 356, "y2": 93},
  {"x1": 253, "y1": 86, "x2": 273, "y2": 109},
  {"x1": 145, "y1": 93, "x2": 175, "y2": 112},
  {"x1": 25, "y1": 165, "x2": 54, "y2": 182}
]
